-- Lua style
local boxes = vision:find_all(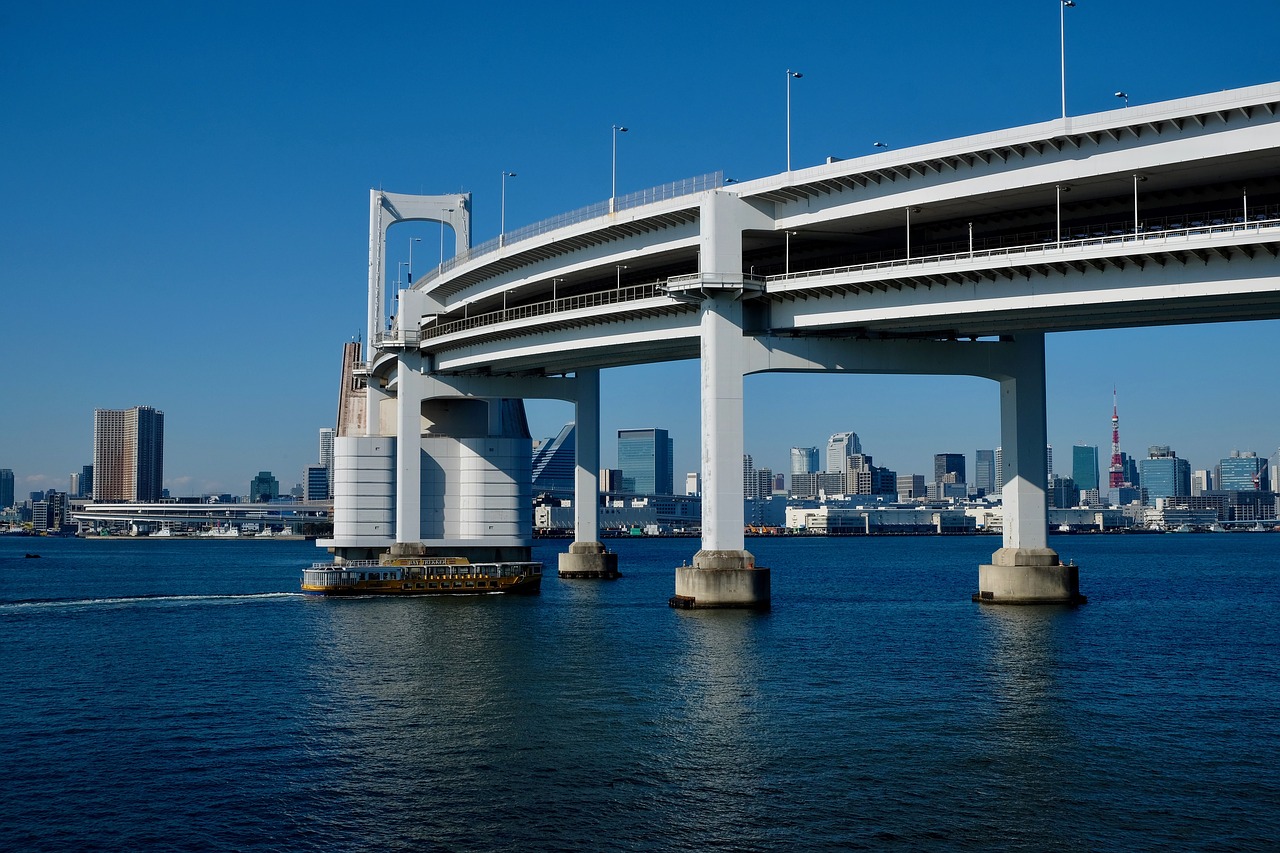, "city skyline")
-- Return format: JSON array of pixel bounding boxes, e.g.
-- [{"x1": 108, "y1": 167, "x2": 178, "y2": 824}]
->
[{"x1": 4, "y1": 2, "x2": 1279, "y2": 494}]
